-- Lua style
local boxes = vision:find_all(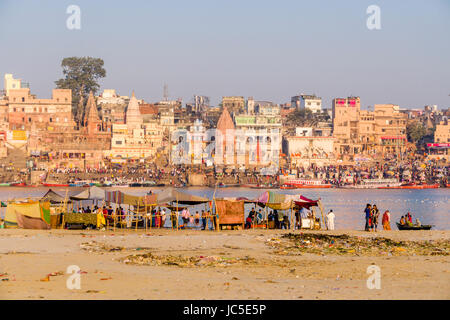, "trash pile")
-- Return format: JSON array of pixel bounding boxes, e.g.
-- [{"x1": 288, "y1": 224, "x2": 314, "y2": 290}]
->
[
  {"x1": 266, "y1": 233, "x2": 450, "y2": 257},
  {"x1": 80, "y1": 241, "x2": 124, "y2": 253},
  {"x1": 120, "y1": 252, "x2": 257, "y2": 268}
]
